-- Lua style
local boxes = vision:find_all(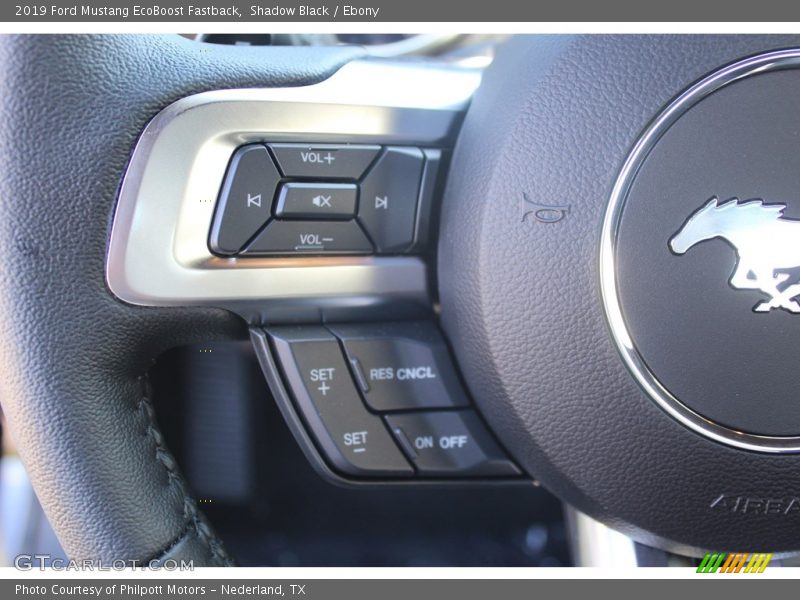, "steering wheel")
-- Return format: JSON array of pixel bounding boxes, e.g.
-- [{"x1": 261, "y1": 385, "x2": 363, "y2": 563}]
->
[{"x1": 2, "y1": 34, "x2": 800, "y2": 565}]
